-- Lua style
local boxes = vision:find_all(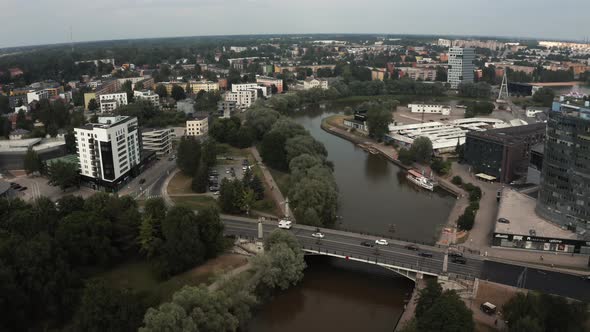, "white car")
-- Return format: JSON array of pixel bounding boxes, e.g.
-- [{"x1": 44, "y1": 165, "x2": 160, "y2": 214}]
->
[
  {"x1": 375, "y1": 239, "x2": 389, "y2": 246},
  {"x1": 311, "y1": 232, "x2": 325, "y2": 239}
]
